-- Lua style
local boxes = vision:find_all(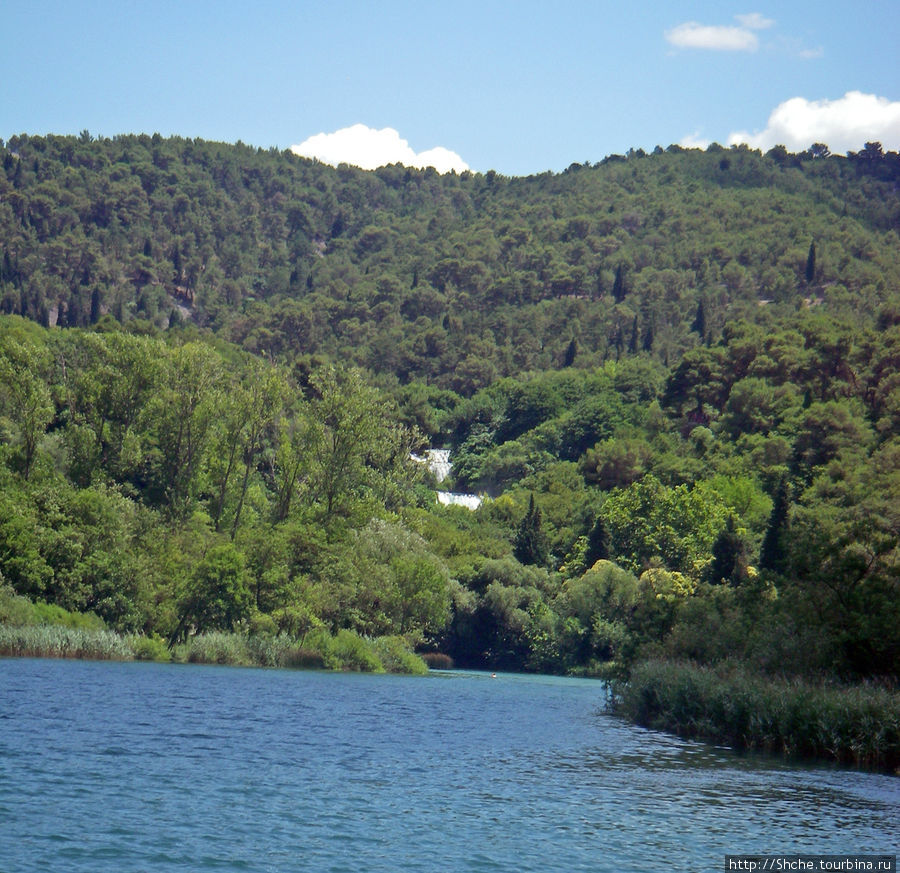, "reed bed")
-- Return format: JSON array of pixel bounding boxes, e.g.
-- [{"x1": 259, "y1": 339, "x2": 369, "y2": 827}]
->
[
  {"x1": 614, "y1": 659, "x2": 900, "y2": 772},
  {"x1": 0, "y1": 624, "x2": 132, "y2": 660}
]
